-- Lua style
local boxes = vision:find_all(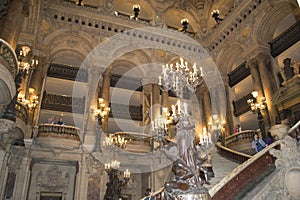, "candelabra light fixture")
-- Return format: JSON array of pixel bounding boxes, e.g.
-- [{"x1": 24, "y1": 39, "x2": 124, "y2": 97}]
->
[
  {"x1": 17, "y1": 45, "x2": 38, "y2": 74},
  {"x1": 247, "y1": 91, "x2": 267, "y2": 113},
  {"x1": 17, "y1": 87, "x2": 38, "y2": 111},
  {"x1": 158, "y1": 57, "x2": 204, "y2": 98},
  {"x1": 199, "y1": 128, "x2": 213, "y2": 153},
  {"x1": 211, "y1": 9, "x2": 223, "y2": 24},
  {"x1": 247, "y1": 91, "x2": 267, "y2": 140},
  {"x1": 207, "y1": 114, "x2": 226, "y2": 144},
  {"x1": 76, "y1": 0, "x2": 84, "y2": 6},
  {"x1": 151, "y1": 114, "x2": 169, "y2": 149},
  {"x1": 103, "y1": 134, "x2": 127, "y2": 151},
  {"x1": 104, "y1": 160, "x2": 131, "y2": 200},
  {"x1": 131, "y1": 4, "x2": 140, "y2": 20},
  {"x1": 180, "y1": 18, "x2": 189, "y2": 32},
  {"x1": 94, "y1": 97, "x2": 110, "y2": 126}
]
